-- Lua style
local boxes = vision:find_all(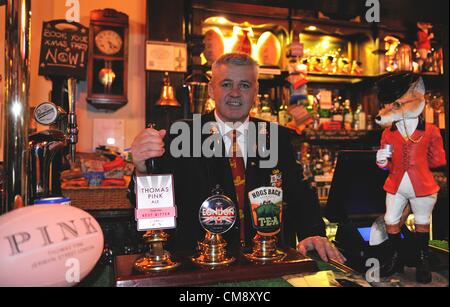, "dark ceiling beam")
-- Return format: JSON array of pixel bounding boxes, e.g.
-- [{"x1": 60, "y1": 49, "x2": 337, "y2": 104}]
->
[{"x1": 215, "y1": 0, "x2": 448, "y2": 24}]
